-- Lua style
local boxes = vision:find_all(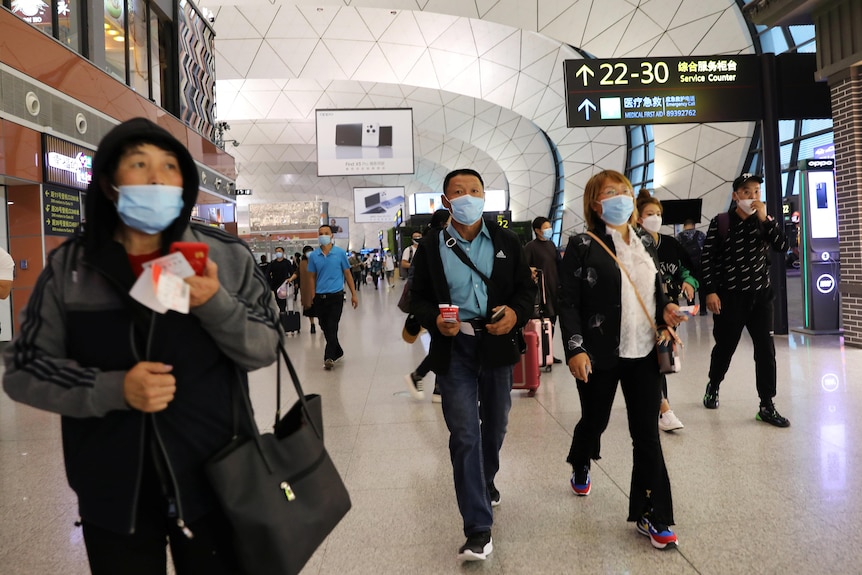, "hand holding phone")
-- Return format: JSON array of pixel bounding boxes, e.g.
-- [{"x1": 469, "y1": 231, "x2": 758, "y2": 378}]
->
[
  {"x1": 489, "y1": 306, "x2": 506, "y2": 324},
  {"x1": 170, "y1": 242, "x2": 209, "y2": 276}
]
